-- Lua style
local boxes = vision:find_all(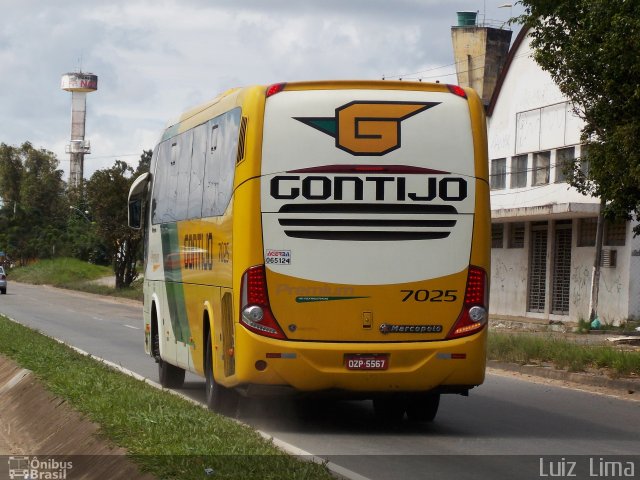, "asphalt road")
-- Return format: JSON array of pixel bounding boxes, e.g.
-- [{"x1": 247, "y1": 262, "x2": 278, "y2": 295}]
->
[{"x1": 1, "y1": 282, "x2": 638, "y2": 480}]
